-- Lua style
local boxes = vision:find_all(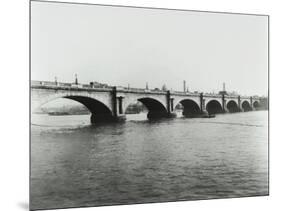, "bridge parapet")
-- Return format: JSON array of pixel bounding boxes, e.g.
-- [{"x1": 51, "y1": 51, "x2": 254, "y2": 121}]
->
[
  {"x1": 31, "y1": 80, "x2": 113, "y2": 90},
  {"x1": 31, "y1": 83, "x2": 113, "y2": 93},
  {"x1": 240, "y1": 95, "x2": 253, "y2": 99},
  {"x1": 224, "y1": 95, "x2": 239, "y2": 99},
  {"x1": 203, "y1": 94, "x2": 222, "y2": 98},
  {"x1": 121, "y1": 87, "x2": 166, "y2": 95},
  {"x1": 171, "y1": 91, "x2": 200, "y2": 97}
]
